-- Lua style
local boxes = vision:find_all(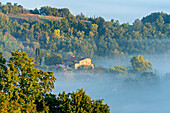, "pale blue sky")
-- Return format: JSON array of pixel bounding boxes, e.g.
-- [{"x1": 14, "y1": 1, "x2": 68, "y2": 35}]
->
[{"x1": 1, "y1": 0, "x2": 170, "y2": 24}]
